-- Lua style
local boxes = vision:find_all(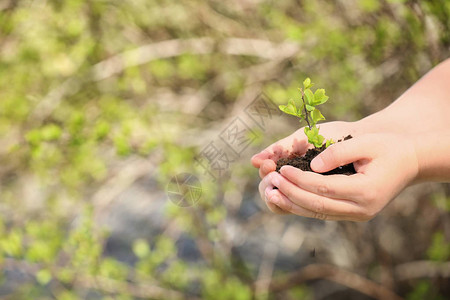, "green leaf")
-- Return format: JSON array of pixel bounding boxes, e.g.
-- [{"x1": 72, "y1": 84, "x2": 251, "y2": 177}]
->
[
  {"x1": 312, "y1": 89, "x2": 329, "y2": 105},
  {"x1": 311, "y1": 109, "x2": 325, "y2": 124},
  {"x1": 305, "y1": 104, "x2": 315, "y2": 112},
  {"x1": 304, "y1": 89, "x2": 314, "y2": 105},
  {"x1": 288, "y1": 99, "x2": 297, "y2": 111},
  {"x1": 303, "y1": 77, "x2": 312, "y2": 89},
  {"x1": 304, "y1": 126, "x2": 317, "y2": 140},
  {"x1": 298, "y1": 103, "x2": 306, "y2": 119},
  {"x1": 304, "y1": 126, "x2": 310, "y2": 135},
  {"x1": 304, "y1": 126, "x2": 324, "y2": 148},
  {"x1": 325, "y1": 139, "x2": 334, "y2": 148},
  {"x1": 315, "y1": 135, "x2": 325, "y2": 148},
  {"x1": 293, "y1": 95, "x2": 303, "y2": 110},
  {"x1": 279, "y1": 99, "x2": 297, "y2": 116}
]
